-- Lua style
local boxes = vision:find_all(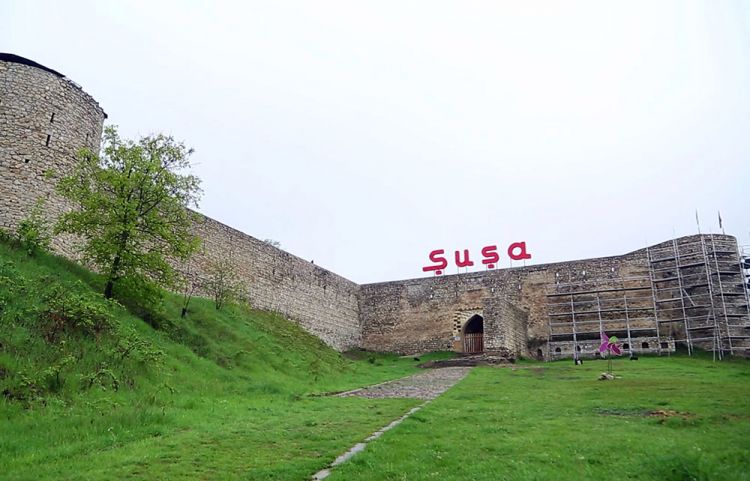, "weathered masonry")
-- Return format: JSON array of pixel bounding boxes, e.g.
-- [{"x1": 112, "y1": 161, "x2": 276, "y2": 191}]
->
[
  {"x1": 359, "y1": 234, "x2": 750, "y2": 359},
  {"x1": 0, "y1": 53, "x2": 360, "y2": 351},
  {"x1": 2, "y1": 53, "x2": 750, "y2": 359},
  {"x1": 0, "y1": 54, "x2": 106, "y2": 256}
]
